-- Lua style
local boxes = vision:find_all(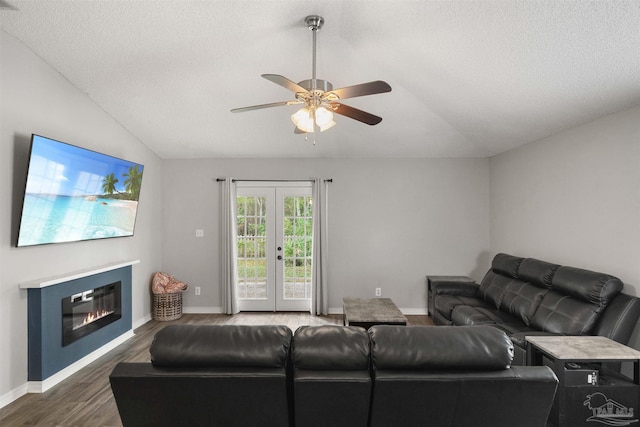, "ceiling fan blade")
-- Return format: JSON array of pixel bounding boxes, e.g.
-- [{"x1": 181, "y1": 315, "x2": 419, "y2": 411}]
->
[
  {"x1": 328, "y1": 80, "x2": 391, "y2": 100},
  {"x1": 330, "y1": 102, "x2": 383, "y2": 125},
  {"x1": 231, "y1": 100, "x2": 301, "y2": 113},
  {"x1": 294, "y1": 127, "x2": 306, "y2": 134},
  {"x1": 262, "y1": 74, "x2": 309, "y2": 94}
]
